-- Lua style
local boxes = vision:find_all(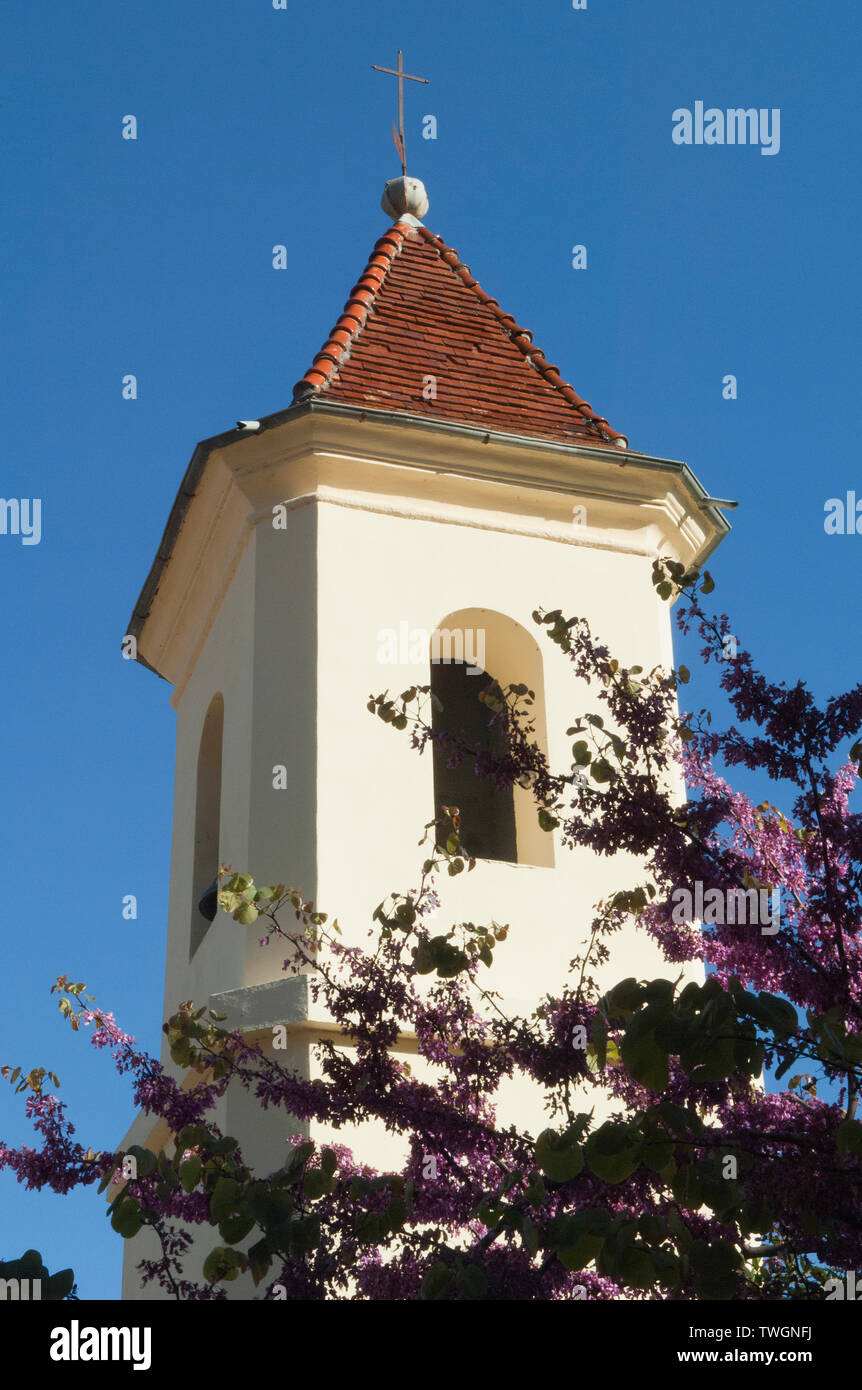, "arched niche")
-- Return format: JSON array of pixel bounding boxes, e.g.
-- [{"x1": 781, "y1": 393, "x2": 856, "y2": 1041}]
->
[{"x1": 189, "y1": 693, "x2": 224, "y2": 959}]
